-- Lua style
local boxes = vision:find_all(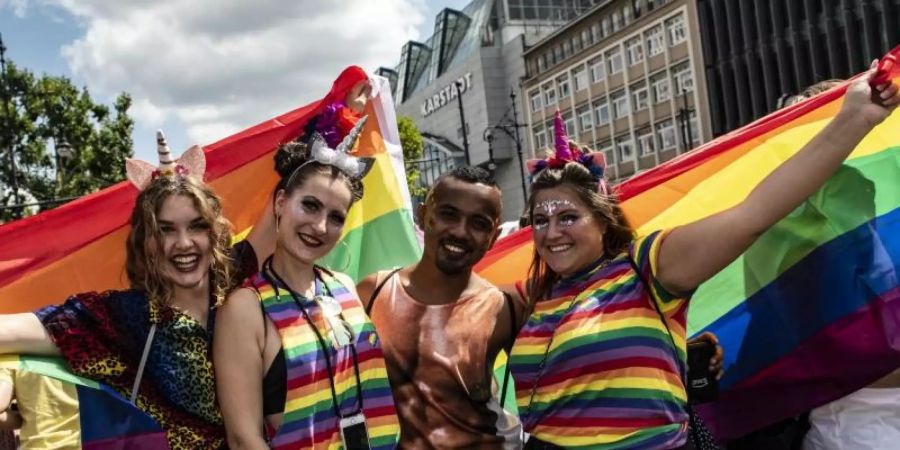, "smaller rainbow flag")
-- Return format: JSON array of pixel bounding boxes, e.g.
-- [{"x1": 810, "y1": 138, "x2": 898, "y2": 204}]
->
[{"x1": 0, "y1": 355, "x2": 169, "y2": 449}]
